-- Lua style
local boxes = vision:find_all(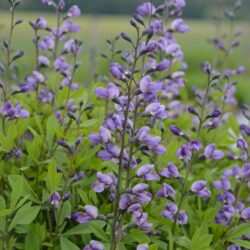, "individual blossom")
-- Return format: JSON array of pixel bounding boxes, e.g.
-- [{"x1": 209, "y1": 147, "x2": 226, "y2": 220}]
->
[
  {"x1": 38, "y1": 89, "x2": 53, "y2": 103},
  {"x1": 39, "y1": 36, "x2": 55, "y2": 50},
  {"x1": 204, "y1": 144, "x2": 224, "y2": 160},
  {"x1": 68, "y1": 5, "x2": 81, "y2": 17},
  {"x1": 72, "y1": 205, "x2": 98, "y2": 224},
  {"x1": 162, "y1": 204, "x2": 188, "y2": 225},
  {"x1": 236, "y1": 138, "x2": 247, "y2": 150},
  {"x1": 95, "y1": 83, "x2": 119, "y2": 100},
  {"x1": 1, "y1": 102, "x2": 29, "y2": 119},
  {"x1": 145, "y1": 102, "x2": 168, "y2": 120},
  {"x1": 110, "y1": 62, "x2": 126, "y2": 80},
  {"x1": 83, "y1": 240, "x2": 104, "y2": 250},
  {"x1": 157, "y1": 183, "x2": 176, "y2": 198},
  {"x1": 62, "y1": 19, "x2": 80, "y2": 33},
  {"x1": 136, "y1": 2, "x2": 156, "y2": 16},
  {"x1": 71, "y1": 171, "x2": 84, "y2": 183},
  {"x1": 170, "y1": 18, "x2": 190, "y2": 33},
  {"x1": 48, "y1": 191, "x2": 61, "y2": 208},
  {"x1": 159, "y1": 162, "x2": 179, "y2": 178},
  {"x1": 227, "y1": 245, "x2": 241, "y2": 250},
  {"x1": 215, "y1": 205, "x2": 235, "y2": 226},
  {"x1": 89, "y1": 127, "x2": 111, "y2": 145},
  {"x1": 241, "y1": 207, "x2": 250, "y2": 221},
  {"x1": 191, "y1": 180, "x2": 211, "y2": 198},
  {"x1": 63, "y1": 39, "x2": 82, "y2": 54},
  {"x1": 38, "y1": 55, "x2": 50, "y2": 67},
  {"x1": 187, "y1": 140, "x2": 202, "y2": 152},
  {"x1": 137, "y1": 244, "x2": 148, "y2": 250},
  {"x1": 176, "y1": 145, "x2": 191, "y2": 160},
  {"x1": 92, "y1": 171, "x2": 117, "y2": 193},
  {"x1": 136, "y1": 164, "x2": 160, "y2": 181}
]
